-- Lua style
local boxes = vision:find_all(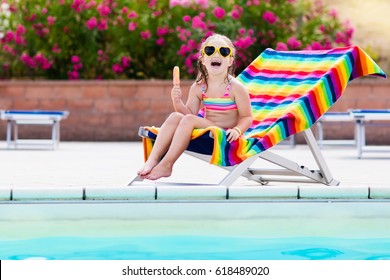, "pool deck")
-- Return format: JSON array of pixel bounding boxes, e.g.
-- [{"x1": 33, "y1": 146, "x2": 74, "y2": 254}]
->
[{"x1": 0, "y1": 140, "x2": 390, "y2": 201}]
